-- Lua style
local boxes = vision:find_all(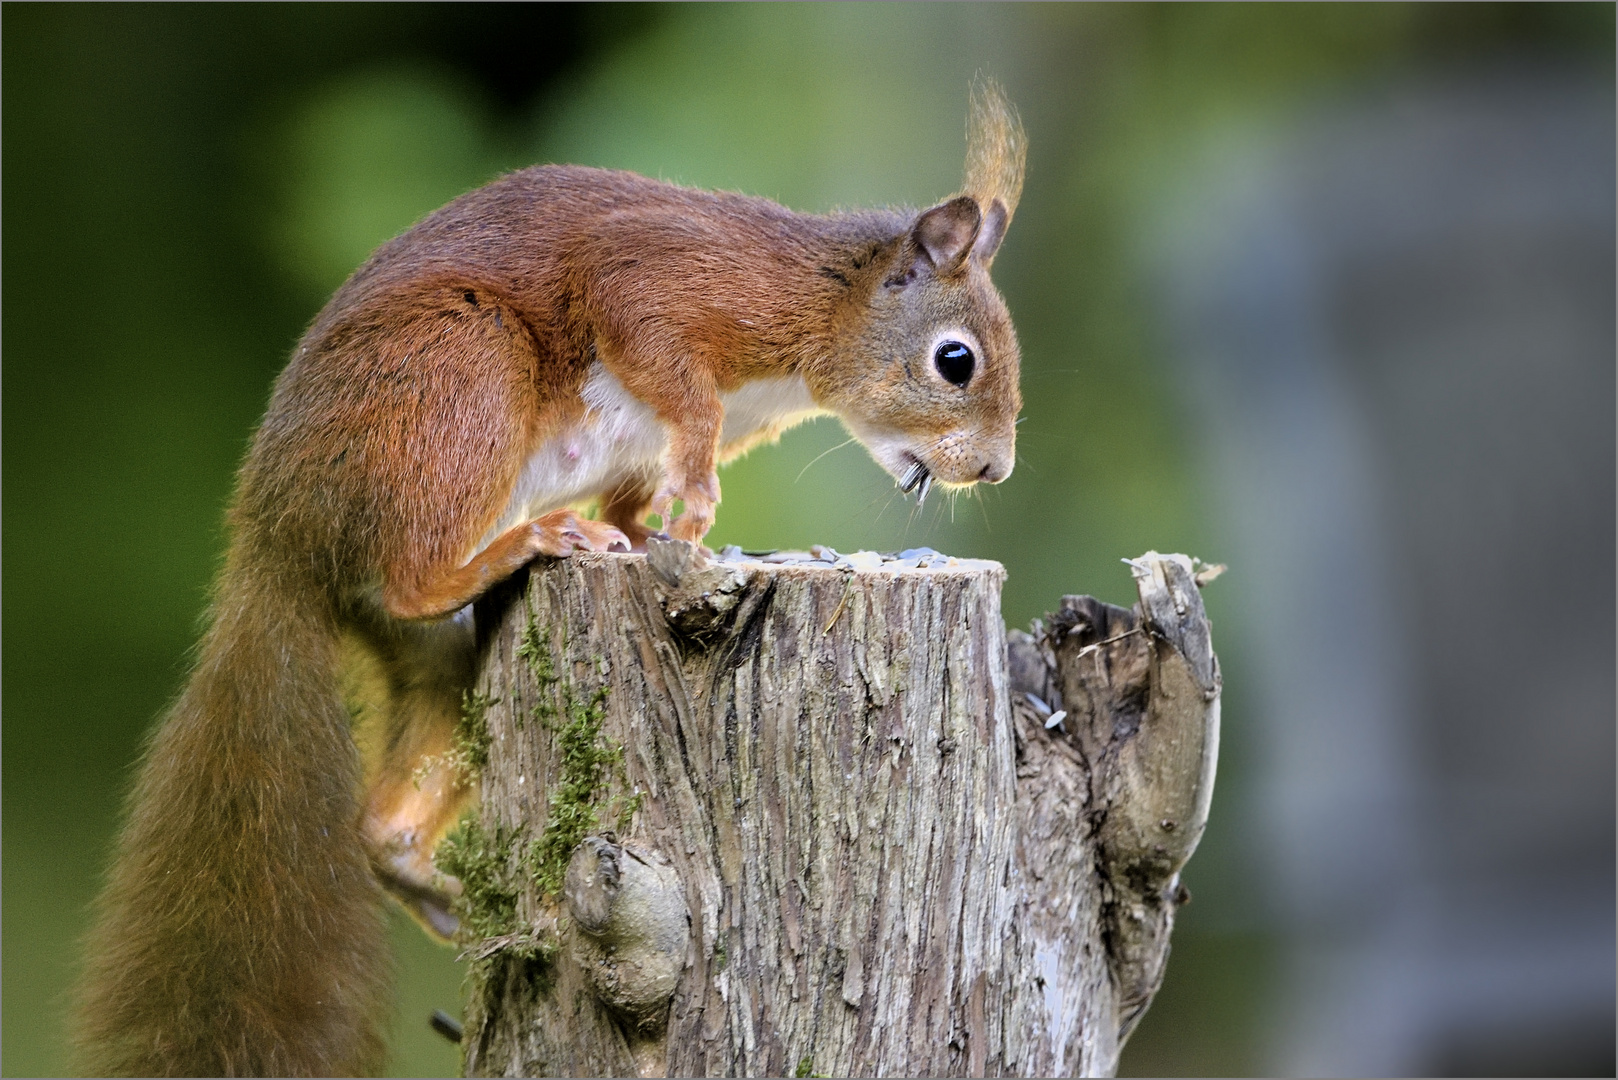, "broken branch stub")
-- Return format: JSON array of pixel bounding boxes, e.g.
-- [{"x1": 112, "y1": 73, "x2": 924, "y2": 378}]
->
[
  {"x1": 1029, "y1": 551, "x2": 1223, "y2": 1038},
  {"x1": 459, "y1": 546, "x2": 1221, "y2": 1077}
]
